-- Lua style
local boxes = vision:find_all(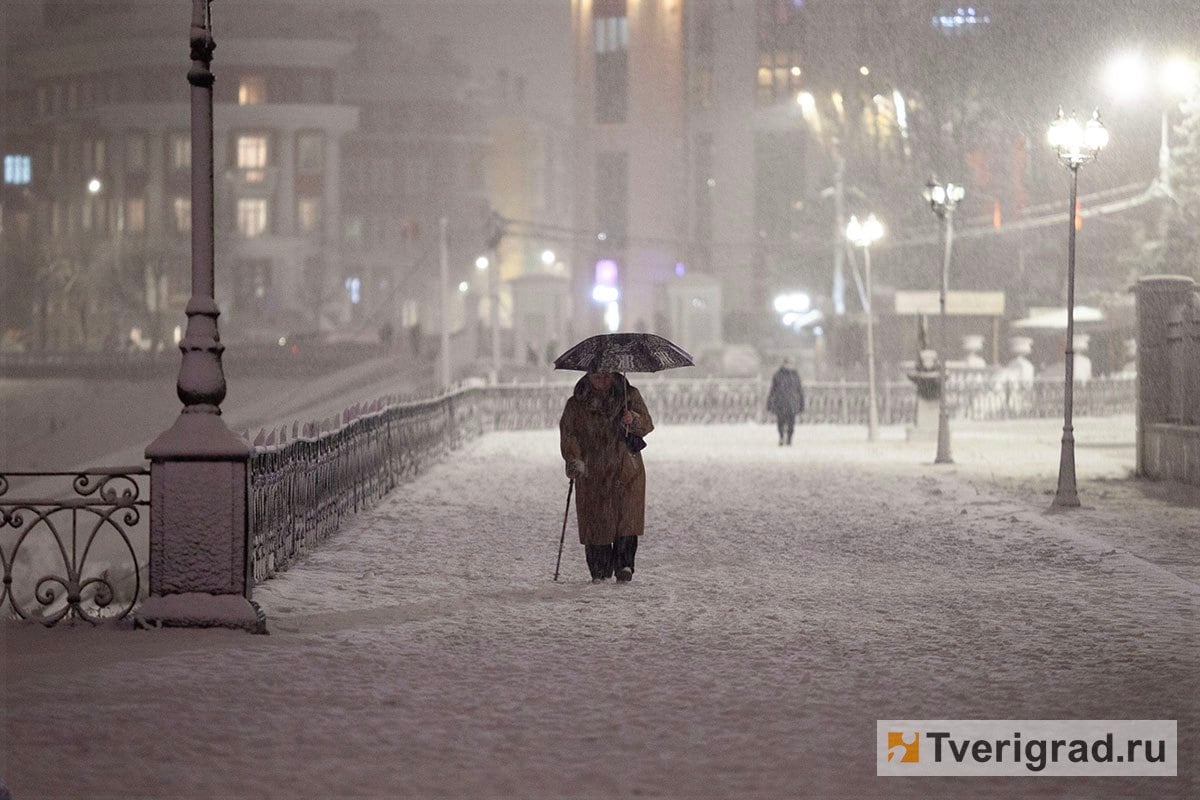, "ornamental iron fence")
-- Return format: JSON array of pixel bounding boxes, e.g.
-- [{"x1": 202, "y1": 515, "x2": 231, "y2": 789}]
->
[
  {"x1": 0, "y1": 468, "x2": 149, "y2": 626},
  {"x1": 245, "y1": 374, "x2": 1134, "y2": 580},
  {"x1": 248, "y1": 390, "x2": 486, "y2": 581}
]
